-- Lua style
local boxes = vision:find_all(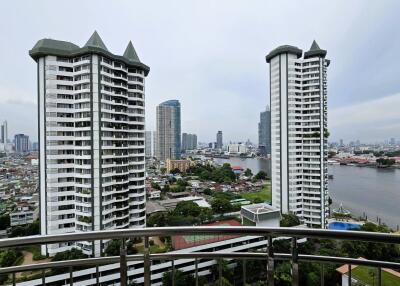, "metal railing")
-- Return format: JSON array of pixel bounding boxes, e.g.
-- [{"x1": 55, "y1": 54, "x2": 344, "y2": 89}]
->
[{"x1": 0, "y1": 226, "x2": 399, "y2": 286}]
